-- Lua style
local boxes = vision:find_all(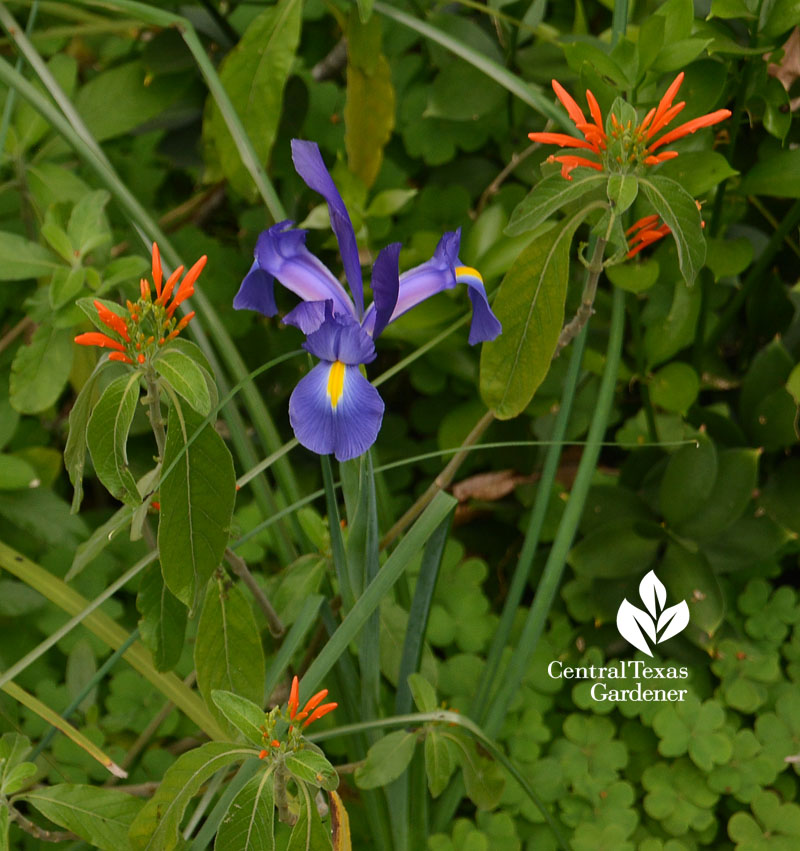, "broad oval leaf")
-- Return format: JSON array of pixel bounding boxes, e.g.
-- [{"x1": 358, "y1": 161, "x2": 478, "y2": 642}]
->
[
  {"x1": 0, "y1": 232, "x2": 60, "y2": 280},
  {"x1": 214, "y1": 770, "x2": 275, "y2": 851},
  {"x1": 21, "y1": 785, "x2": 142, "y2": 851},
  {"x1": 195, "y1": 582, "x2": 265, "y2": 733},
  {"x1": 661, "y1": 544, "x2": 725, "y2": 636},
  {"x1": 204, "y1": 0, "x2": 302, "y2": 198},
  {"x1": 425, "y1": 731, "x2": 454, "y2": 798},
  {"x1": 480, "y1": 214, "x2": 585, "y2": 420},
  {"x1": 354, "y1": 730, "x2": 417, "y2": 789},
  {"x1": 660, "y1": 433, "x2": 717, "y2": 527},
  {"x1": 9, "y1": 323, "x2": 74, "y2": 415},
  {"x1": 86, "y1": 372, "x2": 141, "y2": 505},
  {"x1": 211, "y1": 690, "x2": 266, "y2": 747},
  {"x1": 129, "y1": 743, "x2": 256, "y2": 851},
  {"x1": 158, "y1": 404, "x2": 236, "y2": 609},
  {"x1": 616, "y1": 599, "x2": 655, "y2": 656},
  {"x1": 287, "y1": 798, "x2": 333, "y2": 851},
  {"x1": 64, "y1": 359, "x2": 107, "y2": 512},
  {"x1": 154, "y1": 349, "x2": 212, "y2": 416},
  {"x1": 640, "y1": 174, "x2": 706, "y2": 285}
]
